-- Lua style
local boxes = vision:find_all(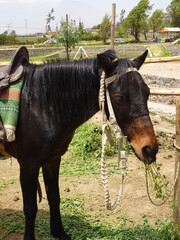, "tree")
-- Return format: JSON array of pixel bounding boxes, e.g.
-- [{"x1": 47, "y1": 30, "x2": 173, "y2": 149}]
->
[
  {"x1": 167, "y1": 0, "x2": 180, "y2": 26},
  {"x1": 149, "y1": 9, "x2": 164, "y2": 39},
  {"x1": 46, "y1": 8, "x2": 55, "y2": 32},
  {"x1": 142, "y1": 20, "x2": 149, "y2": 40},
  {"x1": 122, "y1": 0, "x2": 152, "y2": 42},
  {"x1": 56, "y1": 18, "x2": 80, "y2": 61},
  {"x1": 79, "y1": 20, "x2": 84, "y2": 36},
  {"x1": 116, "y1": 9, "x2": 126, "y2": 36},
  {"x1": 10, "y1": 30, "x2": 16, "y2": 36},
  {"x1": 3, "y1": 30, "x2": 8, "y2": 35},
  {"x1": 100, "y1": 14, "x2": 111, "y2": 44},
  {"x1": 120, "y1": 9, "x2": 126, "y2": 24}
]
